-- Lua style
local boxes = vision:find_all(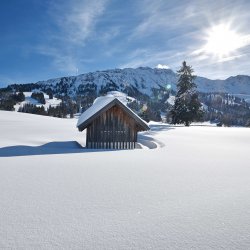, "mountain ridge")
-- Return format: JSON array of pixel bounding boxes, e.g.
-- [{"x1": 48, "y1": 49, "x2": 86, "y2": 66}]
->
[
  {"x1": 2, "y1": 67, "x2": 250, "y2": 96},
  {"x1": 34, "y1": 67, "x2": 250, "y2": 96},
  {"x1": 1, "y1": 67, "x2": 250, "y2": 126}
]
